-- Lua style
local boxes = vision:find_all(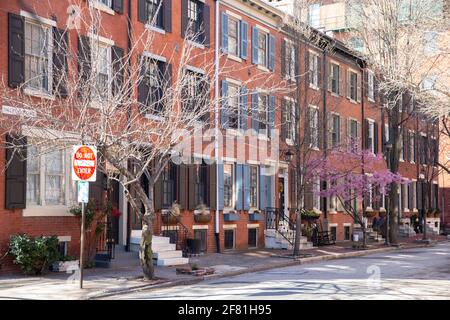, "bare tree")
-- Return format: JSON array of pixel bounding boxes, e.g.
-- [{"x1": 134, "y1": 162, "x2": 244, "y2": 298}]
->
[
  {"x1": 0, "y1": 2, "x2": 284, "y2": 279},
  {"x1": 344, "y1": 0, "x2": 449, "y2": 243}
]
